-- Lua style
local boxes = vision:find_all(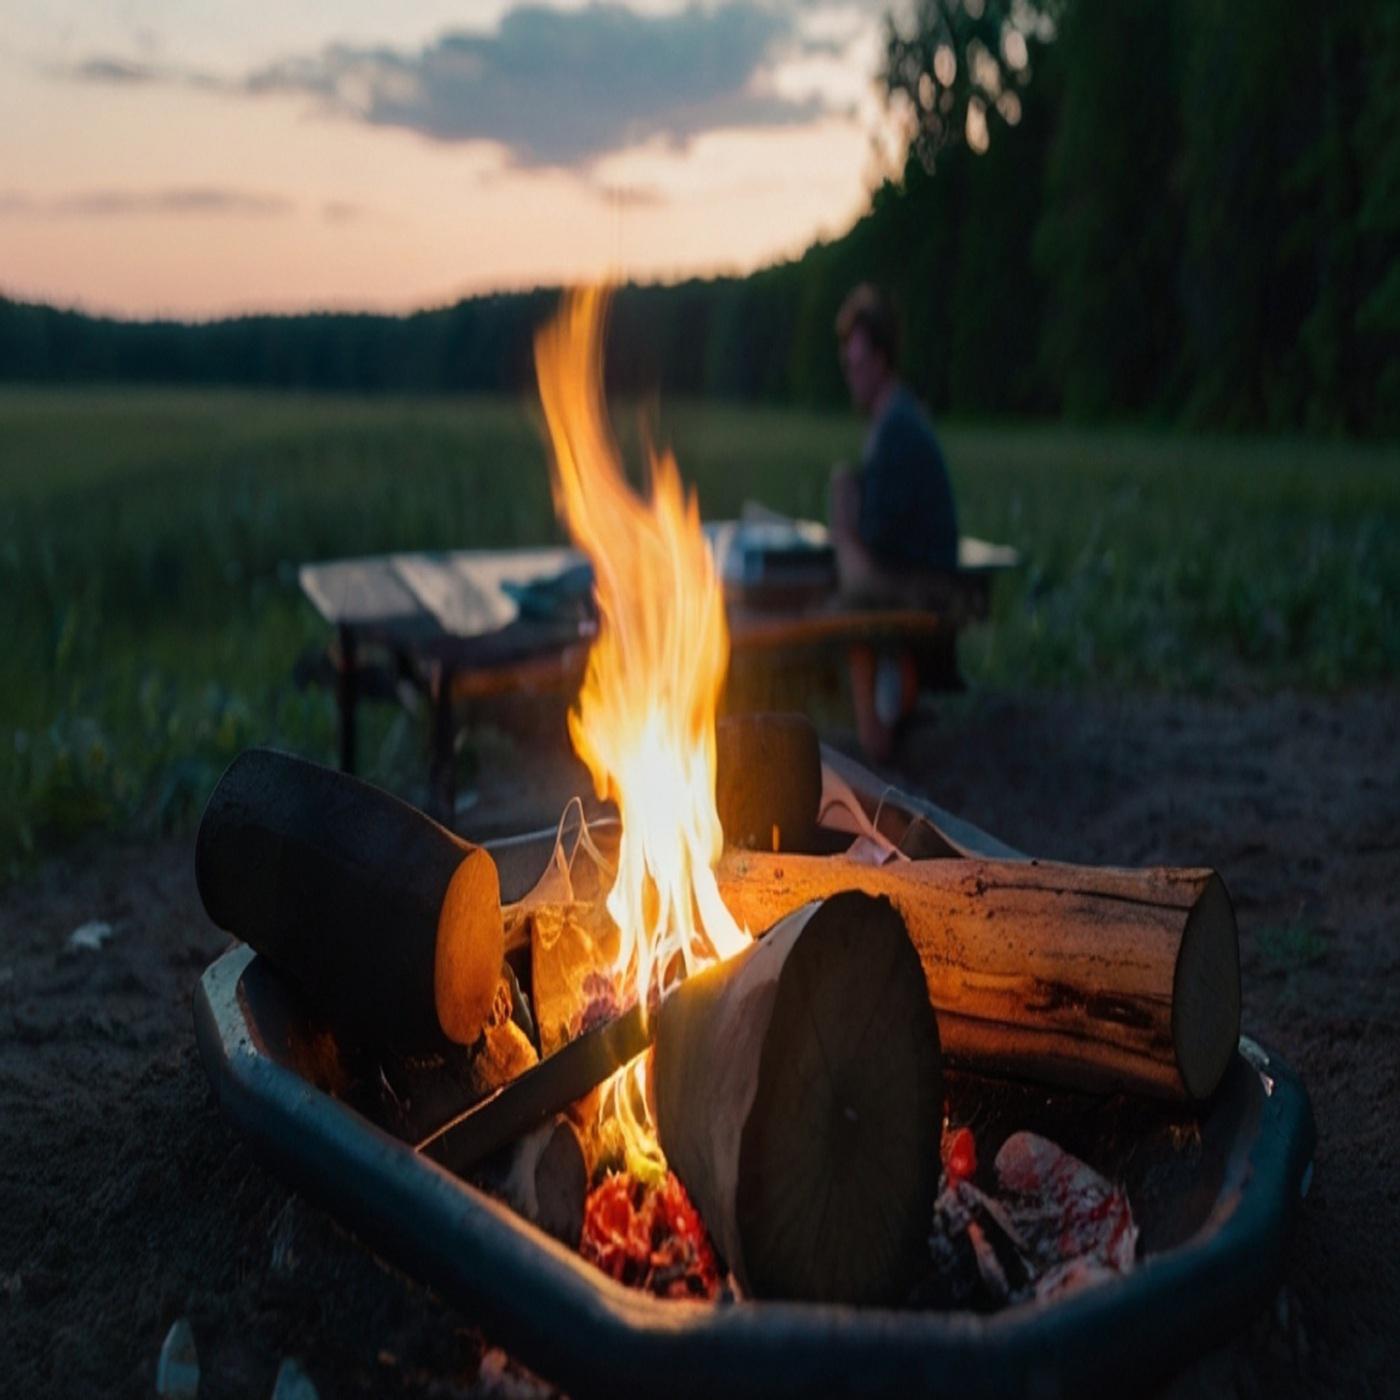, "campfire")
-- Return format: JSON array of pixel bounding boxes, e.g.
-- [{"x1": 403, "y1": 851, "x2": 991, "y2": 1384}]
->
[{"x1": 191, "y1": 288, "x2": 1313, "y2": 1393}]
